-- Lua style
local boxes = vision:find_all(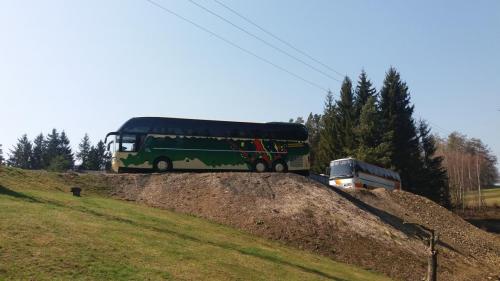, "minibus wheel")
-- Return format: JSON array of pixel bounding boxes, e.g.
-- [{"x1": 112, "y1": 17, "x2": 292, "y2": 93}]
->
[{"x1": 153, "y1": 157, "x2": 172, "y2": 173}]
